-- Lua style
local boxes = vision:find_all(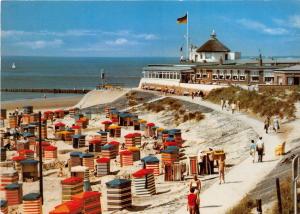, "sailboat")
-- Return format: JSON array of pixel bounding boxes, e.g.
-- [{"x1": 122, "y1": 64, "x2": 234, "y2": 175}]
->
[{"x1": 12, "y1": 62, "x2": 16, "y2": 69}]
